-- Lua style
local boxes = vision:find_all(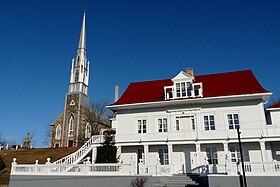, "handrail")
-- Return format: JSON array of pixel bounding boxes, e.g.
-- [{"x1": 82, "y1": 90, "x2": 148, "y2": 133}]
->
[{"x1": 53, "y1": 135, "x2": 104, "y2": 165}]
